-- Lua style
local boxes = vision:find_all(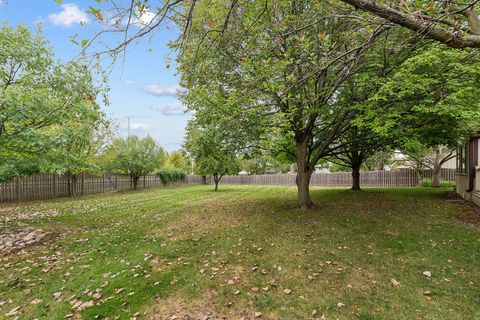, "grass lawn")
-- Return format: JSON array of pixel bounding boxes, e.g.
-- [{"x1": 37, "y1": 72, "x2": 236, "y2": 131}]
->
[{"x1": 0, "y1": 185, "x2": 479, "y2": 320}]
